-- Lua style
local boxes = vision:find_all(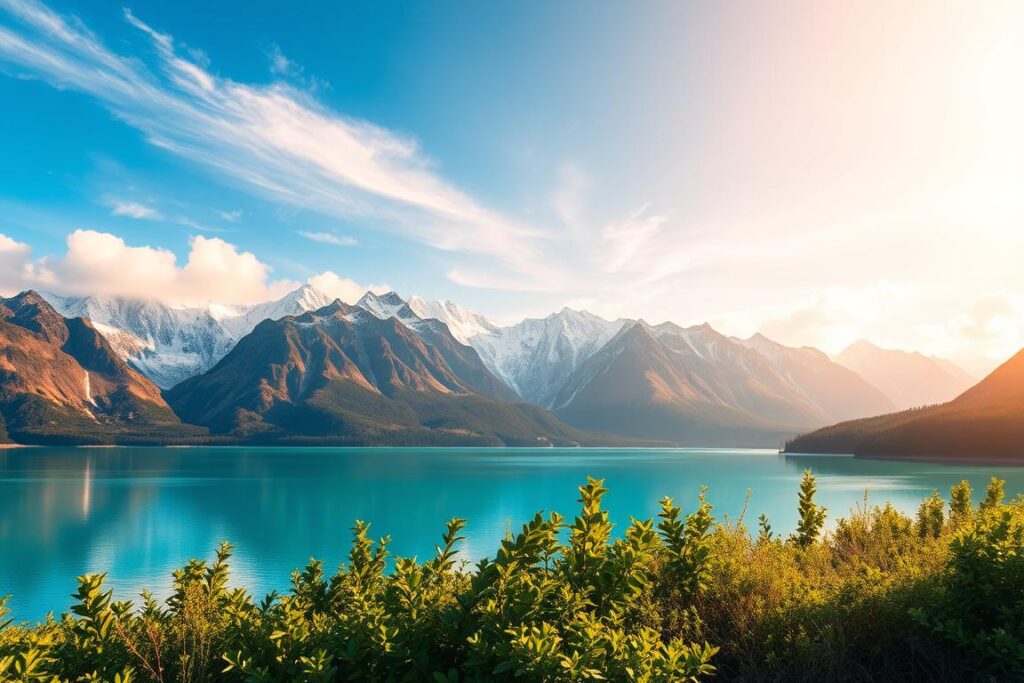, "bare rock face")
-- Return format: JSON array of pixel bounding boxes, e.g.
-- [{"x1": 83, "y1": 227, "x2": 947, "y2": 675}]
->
[
  {"x1": 0, "y1": 291, "x2": 196, "y2": 444},
  {"x1": 165, "y1": 300, "x2": 594, "y2": 447}
]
